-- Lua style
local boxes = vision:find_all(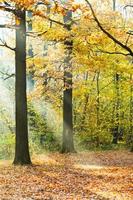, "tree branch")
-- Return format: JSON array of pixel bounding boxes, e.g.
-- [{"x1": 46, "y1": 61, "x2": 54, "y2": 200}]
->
[
  {"x1": 124, "y1": 5, "x2": 133, "y2": 9},
  {"x1": 33, "y1": 10, "x2": 65, "y2": 27},
  {"x1": 127, "y1": 31, "x2": 133, "y2": 36},
  {"x1": 26, "y1": 30, "x2": 48, "y2": 37},
  {"x1": 4, "y1": 73, "x2": 15, "y2": 80},
  {"x1": 0, "y1": 24, "x2": 16, "y2": 29},
  {"x1": 0, "y1": 70, "x2": 15, "y2": 80},
  {"x1": 0, "y1": 39, "x2": 16, "y2": 51},
  {"x1": 96, "y1": 49, "x2": 130, "y2": 56},
  {"x1": 85, "y1": 0, "x2": 133, "y2": 57},
  {"x1": 0, "y1": 5, "x2": 15, "y2": 14}
]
